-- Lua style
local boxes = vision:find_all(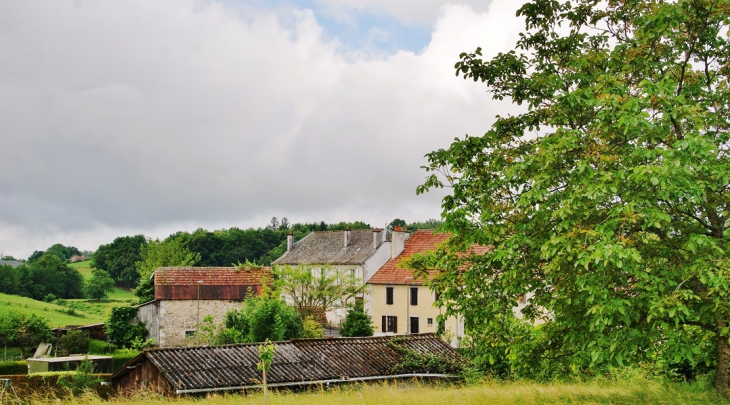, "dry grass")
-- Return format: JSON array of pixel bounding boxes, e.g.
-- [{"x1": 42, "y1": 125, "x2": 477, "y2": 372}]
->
[{"x1": 34, "y1": 379, "x2": 729, "y2": 405}]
